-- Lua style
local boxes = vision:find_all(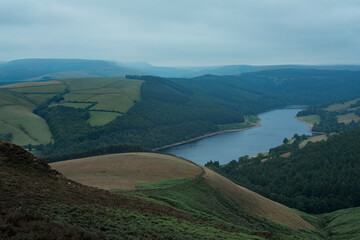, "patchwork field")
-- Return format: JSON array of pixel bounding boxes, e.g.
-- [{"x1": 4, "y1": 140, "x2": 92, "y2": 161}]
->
[
  {"x1": 60, "y1": 78, "x2": 142, "y2": 124},
  {"x1": 50, "y1": 153, "x2": 203, "y2": 190},
  {"x1": 0, "y1": 77, "x2": 143, "y2": 145}
]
